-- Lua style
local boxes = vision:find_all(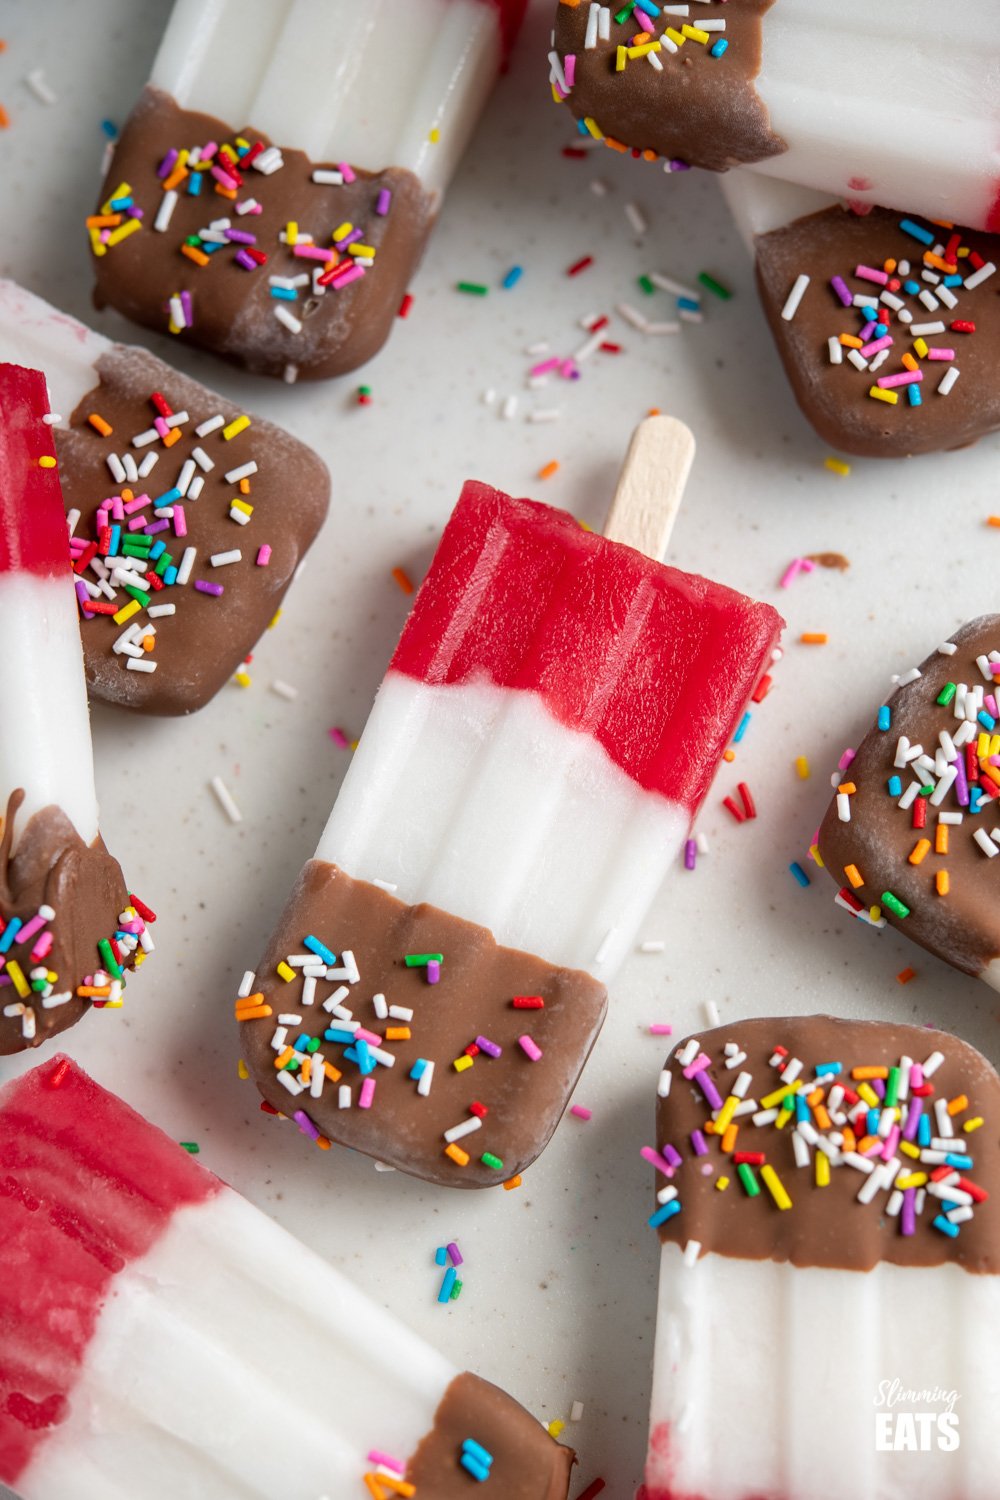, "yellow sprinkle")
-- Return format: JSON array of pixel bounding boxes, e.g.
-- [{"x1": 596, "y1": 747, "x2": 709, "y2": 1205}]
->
[
  {"x1": 714, "y1": 1094, "x2": 740, "y2": 1134},
  {"x1": 276, "y1": 961, "x2": 295, "y2": 983},
  {"x1": 665, "y1": 26, "x2": 685, "y2": 45},
  {"x1": 809, "y1": 843, "x2": 825, "y2": 868},
  {"x1": 896, "y1": 1172, "x2": 927, "y2": 1190},
  {"x1": 914, "y1": 336, "x2": 929, "y2": 358},
  {"x1": 6, "y1": 962, "x2": 29, "y2": 999},
  {"x1": 857, "y1": 1082, "x2": 880, "y2": 1109},
  {"x1": 106, "y1": 218, "x2": 142, "y2": 248},
  {"x1": 348, "y1": 243, "x2": 376, "y2": 258},
  {"x1": 760, "y1": 1082, "x2": 800, "y2": 1109},
  {"x1": 38, "y1": 455, "x2": 57, "y2": 469},
  {"x1": 332, "y1": 221, "x2": 353, "y2": 242},
  {"x1": 231, "y1": 499, "x2": 253, "y2": 517},
  {"x1": 909, "y1": 838, "x2": 931, "y2": 866},
  {"x1": 238, "y1": 1059, "x2": 249, "y2": 1080},
  {"x1": 869, "y1": 904, "x2": 882, "y2": 923},
  {"x1": 234, "y1": 671, "x2": 252, "y2": 688},
  {"x1": 795, "y1": 756, "x2": 810, "y2": 779},
  {"x1": 774, "y1": 1107, "x2": 792, "y2": 1131},
  {"x1": 616, "y1": 44, "x2": 627, "y2": 70},
  {"x1": 824, "y1": 457, "x2": 851, "y2": 477},
  {"x1": 269, "y1": 609, "x2": 282, "y2": 628},
  {"x1": 760, "y1": 1164, "x2": 792, "y2": 1211},
  {"x1": 582, "y1": 116, "x2": 603, "y2": 140},
  {"x1": 113, "y1": 599, "x2": 141, "y2": 625},
  {"x1": 286, "y1": 221, "x2": 298, "y2": 246},
  {"x1": 844, "y1": 863, "x2": 864, "y2": 889},
  {"x1": 815, "y1": 1153, "x2": 830, "y2": 1188},
  {"x1": 627, "y1": 41, "x2": 660, "y2": 57},
  {"x1": 964, "y1": 1117, "x2": 984, "y2": 1133},
  {"x1": 548, "y1": 1421, "x2": 566, "y2": 1438},
  {"x1": 977, "y1": 732, "x2": 990, "y2": 758},
  {"x1": 444, "y1": 1143, "x2": 470, "y2": 1166},
  {"x1": 715, "y1": 1175, "x2": 730, "y2": 1191},
  {"x1": 222, "y1": 414, "x2": 251, "y2": 441},
  {"x1": 868, "y1": 386, "x2": 898, "y2": 405},
  {"x1": 900, "y1": 1140, "x2": 920, "y2": 1159},
  {"x1": 936, "y1": 869, "x2": 950, "y2": 896},
  {"x1": 453, "y1": 1055, "x2": 474, "y2": 1073},
  {"x1": 428, "y1": 127, "x2": 440, "y2": 143},
  {"x1": 681, "y1": 23, "x2": 709, "y2": 41}
]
